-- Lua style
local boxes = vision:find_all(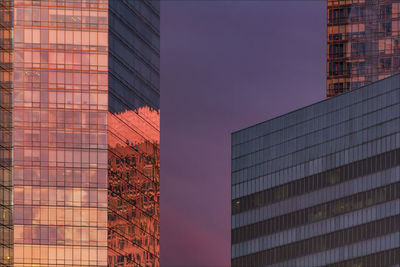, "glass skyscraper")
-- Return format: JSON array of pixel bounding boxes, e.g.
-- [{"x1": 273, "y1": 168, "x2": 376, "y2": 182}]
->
[
  {"x1": 231, "y1": 74, "x2": 400, "y2": 266},
  {"x1": 108, "y1": 0, "x2": 159, "y2": 266},
  {"x1": 327, "y1": 0, "x2": 400, "y2": 97},
  {"x1": 0, "y1": 0, "x2": 159, "y2": 266}
]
